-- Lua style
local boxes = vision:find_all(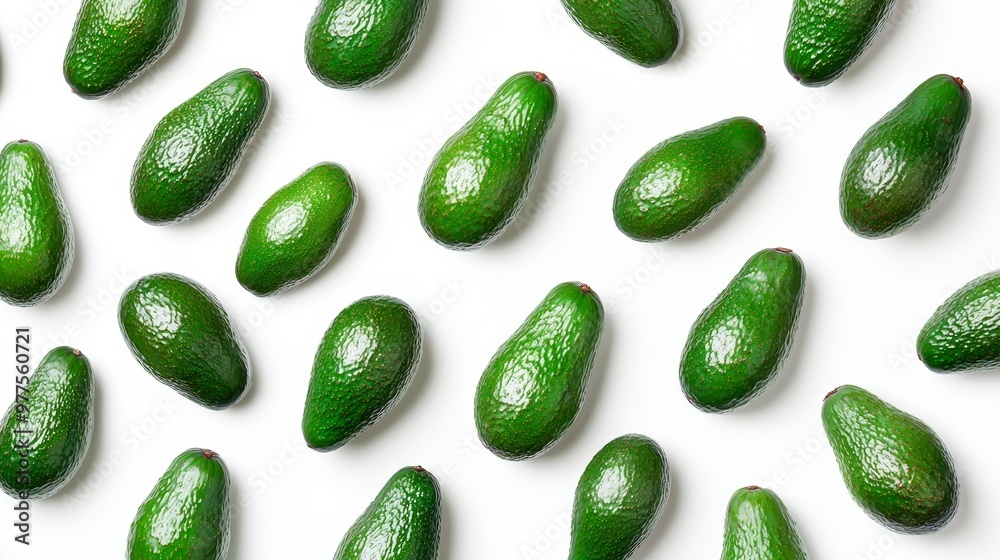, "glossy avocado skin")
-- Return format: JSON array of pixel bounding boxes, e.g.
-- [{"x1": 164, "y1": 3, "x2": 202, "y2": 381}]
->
[
  {"x1": 570, "y1": 434, "x2": 670, "y2": 560},
  {"x1": 118, "y1": 273, "x2": 251, "y2": 410},
  {"x1": 128, "y1": 449, "x2": 230, "y2": 560},
  {"x1": 302, "y1": 296, "x2": 422, "y2": 451},
  {"x1": 475, "y1": 282, "x2": 604, "y2": 461},
  {"x1": 841, "y1": 75, "x2": 971, "y2": 239},
  {"x1": 236, "y1": 162, "x2": 358, "y2": 297},
  {"x1": 823, "y1": 385, "x2": 959, "y2": 534},
  {"x1": 613, "y1": 117, "x2": 766, "y2": 242},
  {"x1": 783, "y1": 0, "x2": 897, "y2": 86},
  {"x1": 0, "y1": 140, "x2": 75, "y2": 307},
  {"x1": 0, "y1": 347, "x2": 94, "y2": 500},
  {"x1": 306, "y1": 0, "x2": 429, "y2": 90},
  {"x1": 560, "y1": 0, "x2": 683, "y2": 67},
  {"x1": 131, "y1": 68, "x2": 270, "y2": 225},
  {"x1": 917, "y1": 269, "x2": 1000, "y2": 372},
  {"x1": 419, "y1": 72, "x2": 558, "y2": 250},
  {"x1": 721, "y1": 487, "x2": 809, "y2": 560},
  {"x1": 64, "y1": 0, "x2": 186, "y2": 99},
  {"x1": 680, "y1": 249, "x2": 805, "y2": 413},
  {"x1": 334, "y1": 466, "x2": 441, "y2": 560}
]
